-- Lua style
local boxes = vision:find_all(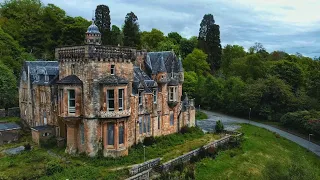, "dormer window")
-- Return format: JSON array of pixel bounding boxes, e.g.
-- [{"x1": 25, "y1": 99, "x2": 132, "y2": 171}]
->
[
  {"x1": 111, "y1": 65, "x2": 115, "y2": 75},
  {"x1": 169, "y1": 87, "x2": 177, "y2": 101},
  {"x1": 138, "y1": 90, "x2": 143, "y2": 105}
]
